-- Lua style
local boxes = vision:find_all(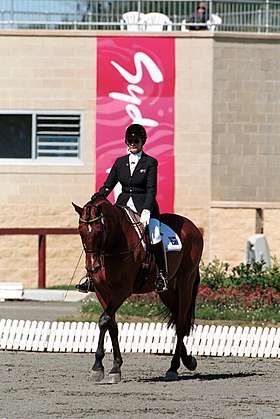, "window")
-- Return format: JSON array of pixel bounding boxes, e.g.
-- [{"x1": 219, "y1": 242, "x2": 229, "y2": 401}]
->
[
  {"x1": 0, "y1": 114, "x2": 32, "y2": 158},
  {"x1": 0, "y1": 111, "x2": 81, "y2": 162}
]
